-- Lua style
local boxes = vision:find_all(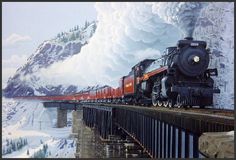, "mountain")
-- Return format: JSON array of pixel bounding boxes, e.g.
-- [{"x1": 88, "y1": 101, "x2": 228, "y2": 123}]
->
[
  {"x1": 193, "y1": 2, "x2": 234, "y2": 109},
  {"x1": 3, "y1": 21, "x2": 97, "y2": 98},
  {"x1": 2, "y1": 98, "x2": 76, "y2": 158}
]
